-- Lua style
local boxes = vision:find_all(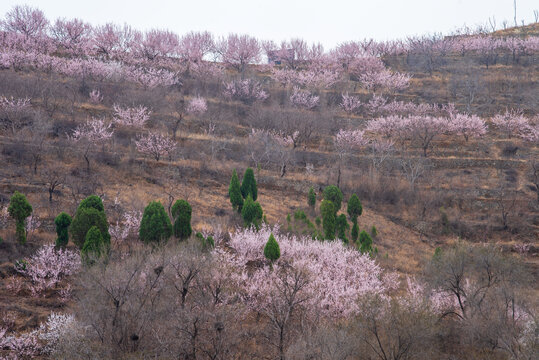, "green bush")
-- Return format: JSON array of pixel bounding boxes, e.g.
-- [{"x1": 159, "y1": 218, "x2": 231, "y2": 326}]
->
[
  {"x1": 320, "y1": 200, "x2": 336, "y2": 240},
  {"x1": 240, "y1": 167, "x2": 257, "y2": 201},
  {"x1": 336, "y1": 214, "x2": 349, "y2": 244},
  {"x1": 81, "y1": 226, "x2": 105, "y2": 261},
  {"x1": 323, "y1": 186, "x2": 343, "y2": 214},
  {"x1": 346, "y1": 194, "x2": 362, "y2": 221},
  {"x1": 228, "y1": 169, "x2": 243, "y2": 213},
  {"x1": 308, "y1": 187, "x2": 316, "y2": 209},
  {"x1": 315, "y1": 217, "x2": 321, "y2": 226},
  {"x1": 358, "y1": 230, "x2": 373, "y2": 254},
  {"x1": 241, "y1": 195, "x2": 262, "y2": 229},
  {"x1": 139, "y1": 201, "x2": 172, "y2": 243},
  {"x1": 54, "y1": 212, "x2": 72, "y2": 248},
  {"x1": 8, "y1": 191, "x2": 33, "y2": 244},
  {"x1": 69, "y1": 207, "x2": 110, "y2": 248},
  {"x1": 264, "y1": 233, "x2": 280, "y2": 263},
  {"x1": 172, "y1": 199, "x2": 192, "y2": 240}
]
